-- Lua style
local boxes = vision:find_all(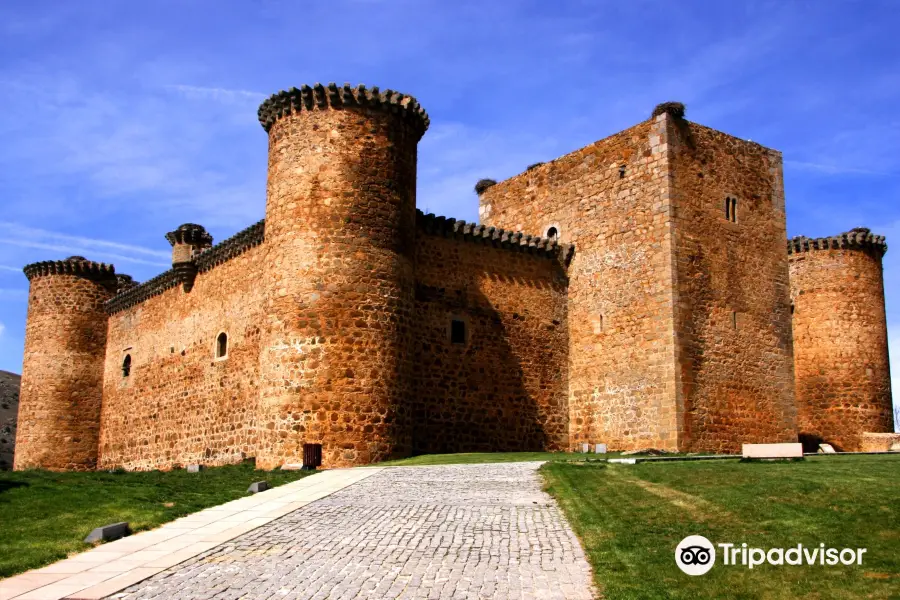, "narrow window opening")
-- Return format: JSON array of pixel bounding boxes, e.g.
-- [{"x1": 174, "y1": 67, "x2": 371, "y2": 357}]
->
[
  {"x1": 619, "y1": 165, "x2": 626, "y2": 179},
  {"x1": 790, "y1": 303, "x2": 795, "y2": 315},
  {"x1": 122, "y1": 354, "x2": 131, "y2": 378},
  {"x1": 450, "y1": 319, "x2": 466, "y2": 345},
  {"x1": 216, "y1": 332, "x2": 228, "y2": 358},
  {"x1": 546, "y1": 226, "x2": 559, "y2": 241},
  {"x1": 725, "y1": 196, "x2": 738, "y2": 222},
  {"x1": 732, "y1": 311, "x2": 738, "y2": 329}
]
